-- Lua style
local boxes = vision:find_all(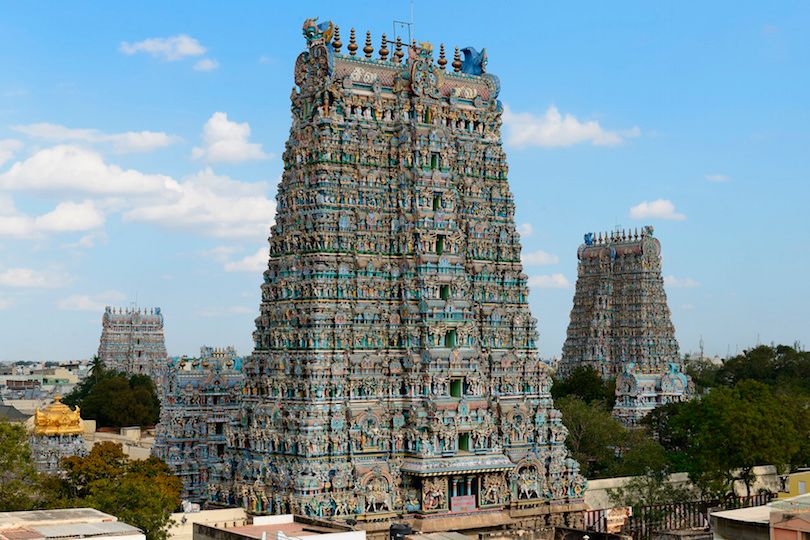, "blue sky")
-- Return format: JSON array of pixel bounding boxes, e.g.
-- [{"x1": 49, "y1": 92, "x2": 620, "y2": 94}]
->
[{"x1": 0, "y1": 1, "x2": 808, "y2": 362}]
